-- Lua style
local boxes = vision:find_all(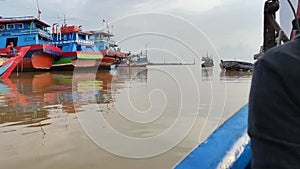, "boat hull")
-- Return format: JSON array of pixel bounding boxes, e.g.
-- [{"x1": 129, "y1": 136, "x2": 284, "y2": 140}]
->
[
  {"x1": 52, "y1": 51, "x2": 103, "y2": 70},
  {"x1": 220, "y1": 60, "x2": 253, "y2": 72},
  {"x1": 31, "y1": 52, "x2": 54, "y2": 69},
  {"x1": 99, "y1": 50, "x2": 126, "y2": 67},
  {"x1": 175, "y1": 104, "x2": 251, "y2": 169},
  {"x1": 101, "y1": 50, "x2": 126, "y2": 58},
  {"x1": 0, "y1": 44, "x2": 61, "y2": 71},
  {"x1": 99, "y1": 56, "x2": 117, "y2": 67}
]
